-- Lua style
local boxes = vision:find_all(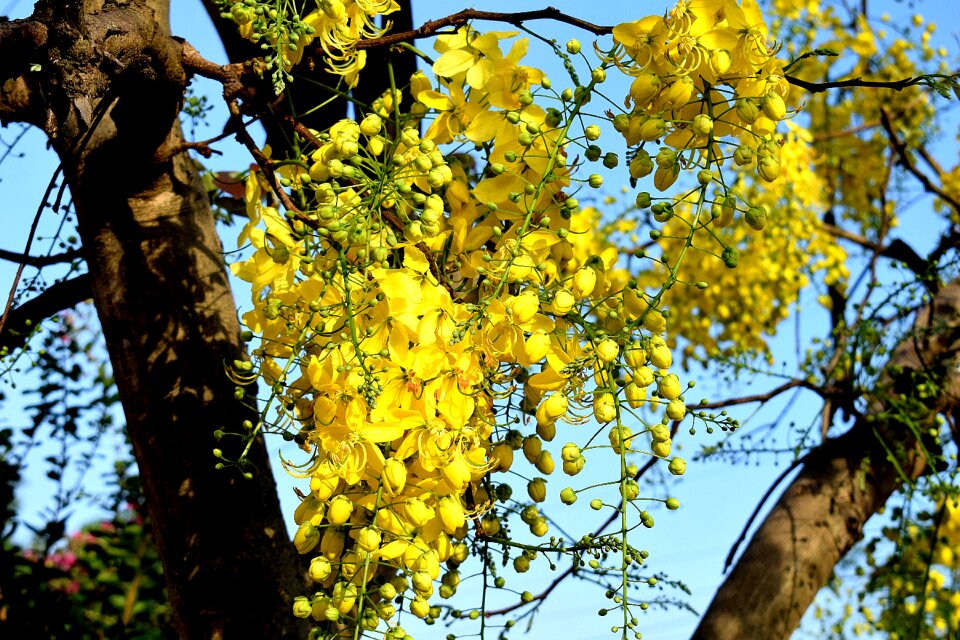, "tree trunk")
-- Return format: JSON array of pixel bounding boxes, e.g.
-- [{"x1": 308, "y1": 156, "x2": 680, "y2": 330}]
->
[
  {"x1": 693, "y1": 282, "x2": 960, "y2": 639},
  {"x1": 1, "y1": 1, "x2": 307, "y2": 637}
]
